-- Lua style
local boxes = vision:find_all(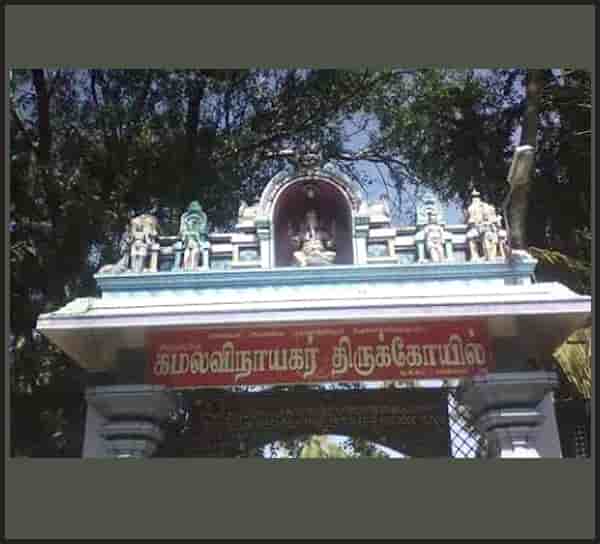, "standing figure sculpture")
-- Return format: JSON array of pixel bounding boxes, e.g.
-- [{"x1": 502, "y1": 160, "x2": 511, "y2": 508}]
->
[
  {"x1": 423, "y1": 211, "x2": 446, "y2": 263},
  {"x1": 130, "y1": 214, "x2": 160, "y2": 273},
  {"x1": 482, "y1": 202, "x2": 508, "y2": 259},
  {"x1": 290, "y1": 209, "x2": 336, "y2": 267},
  {"x1": 415, "y1": 191, "x2": 452, "y2": 263},
  {"x1": 466, "y1": 190, "x2": 485, "y2": 261},
  {"x1": 466, "y1": 189, "x2": 507, "y2": 261},
  {"x1": 179, "y1": 201, "x2": 208, "y2": 270}
]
